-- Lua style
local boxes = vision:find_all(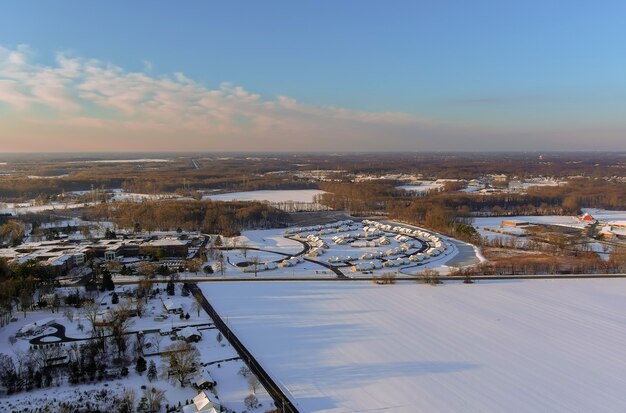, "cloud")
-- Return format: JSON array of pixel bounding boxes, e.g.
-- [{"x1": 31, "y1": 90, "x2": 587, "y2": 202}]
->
[
  {"x1": 1, "y1": 45, "x2": 620, "y2": 152},
  {"x1": 0, "y1": 46, "x2": 445, "y2": 151}
]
